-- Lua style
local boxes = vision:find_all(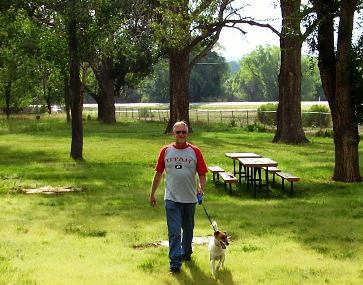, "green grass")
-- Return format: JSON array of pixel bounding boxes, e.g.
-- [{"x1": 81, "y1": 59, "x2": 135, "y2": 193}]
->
[{"x1": 0, "y1": 116, "x2": 362, "y2": 285}]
